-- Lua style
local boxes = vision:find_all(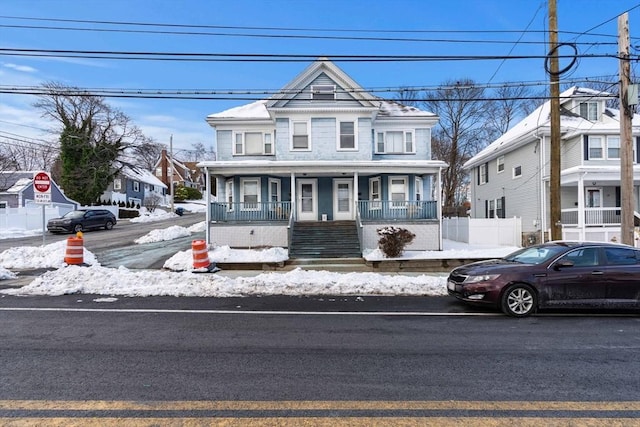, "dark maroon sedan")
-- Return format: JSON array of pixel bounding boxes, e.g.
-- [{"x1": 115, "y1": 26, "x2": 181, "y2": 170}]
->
[{"x1": 447, "y1": 241, "x2": 640, "y2": 317}]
